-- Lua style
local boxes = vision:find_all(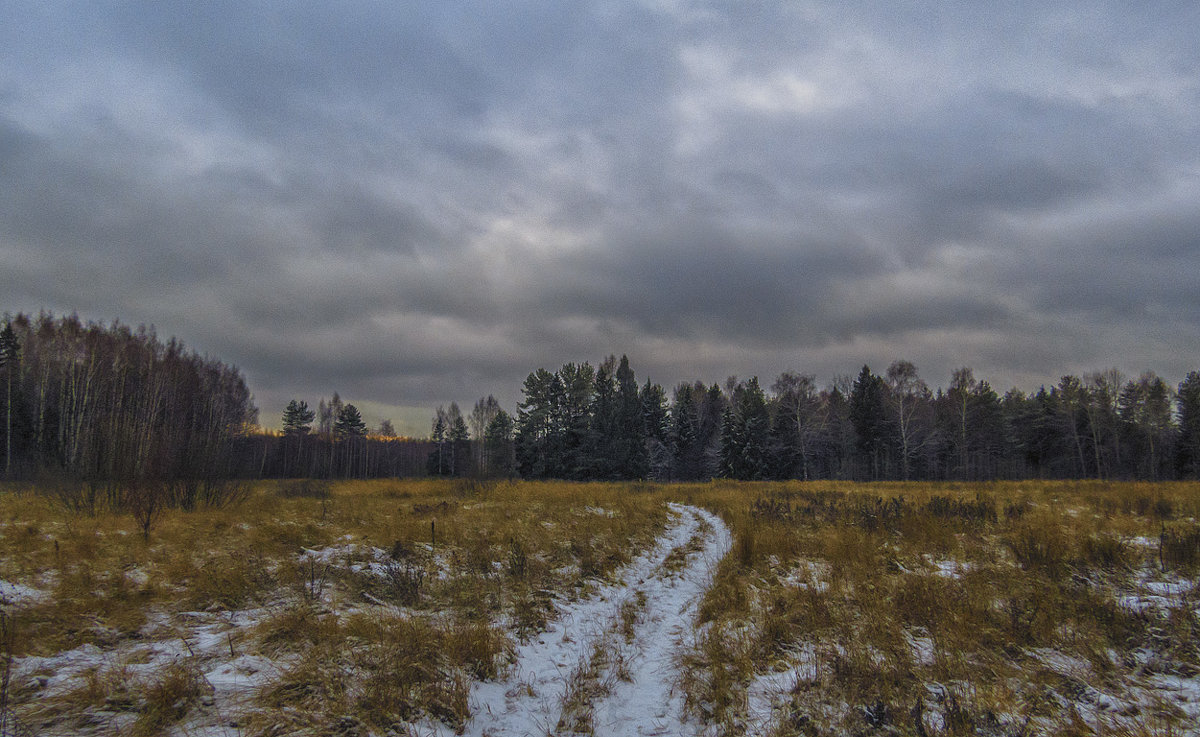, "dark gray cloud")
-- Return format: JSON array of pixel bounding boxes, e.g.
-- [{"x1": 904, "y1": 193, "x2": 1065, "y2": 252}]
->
[{"x1": 3, "y1": 0, "x2": 1199, "y2": 434}]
